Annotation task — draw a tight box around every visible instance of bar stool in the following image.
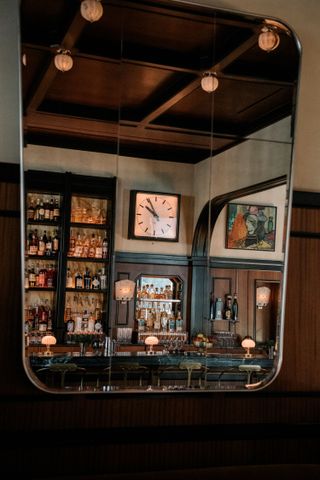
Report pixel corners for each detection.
[238,364,261,385]
[37,363,86,389]
[179,361,203,388]
[113,363,149,388]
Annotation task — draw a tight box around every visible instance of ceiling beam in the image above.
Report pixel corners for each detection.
[137,33,258,128]
[24,111,239,150]
[25,11,87,115]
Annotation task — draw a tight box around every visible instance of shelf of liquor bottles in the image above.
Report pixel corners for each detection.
[135,275,184,338]
[24,170,116,345]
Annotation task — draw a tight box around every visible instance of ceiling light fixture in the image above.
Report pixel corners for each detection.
[201,72,219,93]
[258,25,280,52]
[54,49,73,72]
[80,0,103,23]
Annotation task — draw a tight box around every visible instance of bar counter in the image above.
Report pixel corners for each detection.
[27,346,274,392]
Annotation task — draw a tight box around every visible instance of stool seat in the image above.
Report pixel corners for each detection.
[238,364,261,384]
[179,361,203,388]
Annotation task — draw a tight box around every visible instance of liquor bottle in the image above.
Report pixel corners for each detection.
[44,198,50,220]
[33,304,39,330]
[34,198,40,220]
[52,230,59,254]
[53,198,60,221]
[224,294,232,320]
[66,268,73,288]
[84,268,92,289]
[99,267,107,290]
[102,236,108,258]
[94,300,102,322]
[88,234,96,258]
[29,229,38,256]
[68,231,76,257]
[28,266,36,287]
[168,310,176,333]
[27,198,35,221]
[38,199,45,220]
[75,271,84,289]
[176,311,183,332]
[91,272,100,290]
[46,264,55,288]
[66,316,75,333]
[95,235,103,258]
[34,263,40,287]
[45,232,53,256]
[37,234,46,256]
[24,268,30,289]
[47,308,53,331]
[39,307,48,332]
[74,233,83,257]
[214,297,224,320]
[232,293,239,322]
[38,265,47,287]
[82,235,90,258]
[49,197,54,221]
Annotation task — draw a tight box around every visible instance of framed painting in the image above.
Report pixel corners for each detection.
[226,203,277,251]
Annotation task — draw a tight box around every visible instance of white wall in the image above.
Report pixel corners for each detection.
[187,0,320,192]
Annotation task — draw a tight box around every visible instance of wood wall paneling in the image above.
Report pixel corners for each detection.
[3,168,320,476]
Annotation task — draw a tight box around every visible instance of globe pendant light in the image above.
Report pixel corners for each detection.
[258,26,280,52]
[54,49,73,72]
[201,72,219,93]
[80,0,103,23]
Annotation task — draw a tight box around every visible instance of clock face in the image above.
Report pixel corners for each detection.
[129,191,180,241]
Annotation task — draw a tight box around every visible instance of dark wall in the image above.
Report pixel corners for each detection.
[1,167,320,478]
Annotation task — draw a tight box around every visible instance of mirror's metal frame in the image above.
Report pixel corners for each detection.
[19,0,302,395]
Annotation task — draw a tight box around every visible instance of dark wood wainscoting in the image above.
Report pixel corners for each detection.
[2,167,320,477]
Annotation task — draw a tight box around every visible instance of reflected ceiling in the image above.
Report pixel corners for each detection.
[20,0,299,163]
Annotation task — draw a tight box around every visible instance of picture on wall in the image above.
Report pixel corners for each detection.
[226,203,277,251]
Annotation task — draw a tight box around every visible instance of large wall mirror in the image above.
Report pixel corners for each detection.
[20,0,300,394]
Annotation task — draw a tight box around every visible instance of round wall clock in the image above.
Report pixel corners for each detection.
[128,190,181,241]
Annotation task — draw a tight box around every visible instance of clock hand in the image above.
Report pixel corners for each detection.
[145,205,159,220]
[146,198,159,217]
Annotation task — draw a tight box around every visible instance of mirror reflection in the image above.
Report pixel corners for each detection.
[21,0,300,393]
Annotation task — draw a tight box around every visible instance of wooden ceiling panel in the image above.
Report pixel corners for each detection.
[44,57,122,110]
[20,0,299,163]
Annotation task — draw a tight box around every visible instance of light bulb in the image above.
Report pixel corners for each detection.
[80,0,103,23]
[201,73,219,93]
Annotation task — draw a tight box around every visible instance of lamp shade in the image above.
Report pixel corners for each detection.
[115,279,135,302]
[54,50,73,72]
[144,336,159,347]
[256,286,271,309]
[41,334,57,355]
[80,0,103,23]
[258,27,280,52]
[201,72,219,93]
[241,336,255,350]
[145,335,159,354]
[241,335,256,358]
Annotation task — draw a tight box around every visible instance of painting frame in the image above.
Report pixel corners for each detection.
[226,203,277,252]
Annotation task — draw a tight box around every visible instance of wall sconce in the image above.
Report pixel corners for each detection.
[41,334,57,356]
[54,49,73,72]
[201,72,219,93]
[258,25,280,52]
[80,0,103,23]
[256,285,271,309]
[241,336,256,358]
[145,335,159,354]
[115,279,135,303]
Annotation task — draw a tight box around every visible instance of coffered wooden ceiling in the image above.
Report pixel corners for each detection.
[20,0,300,163]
